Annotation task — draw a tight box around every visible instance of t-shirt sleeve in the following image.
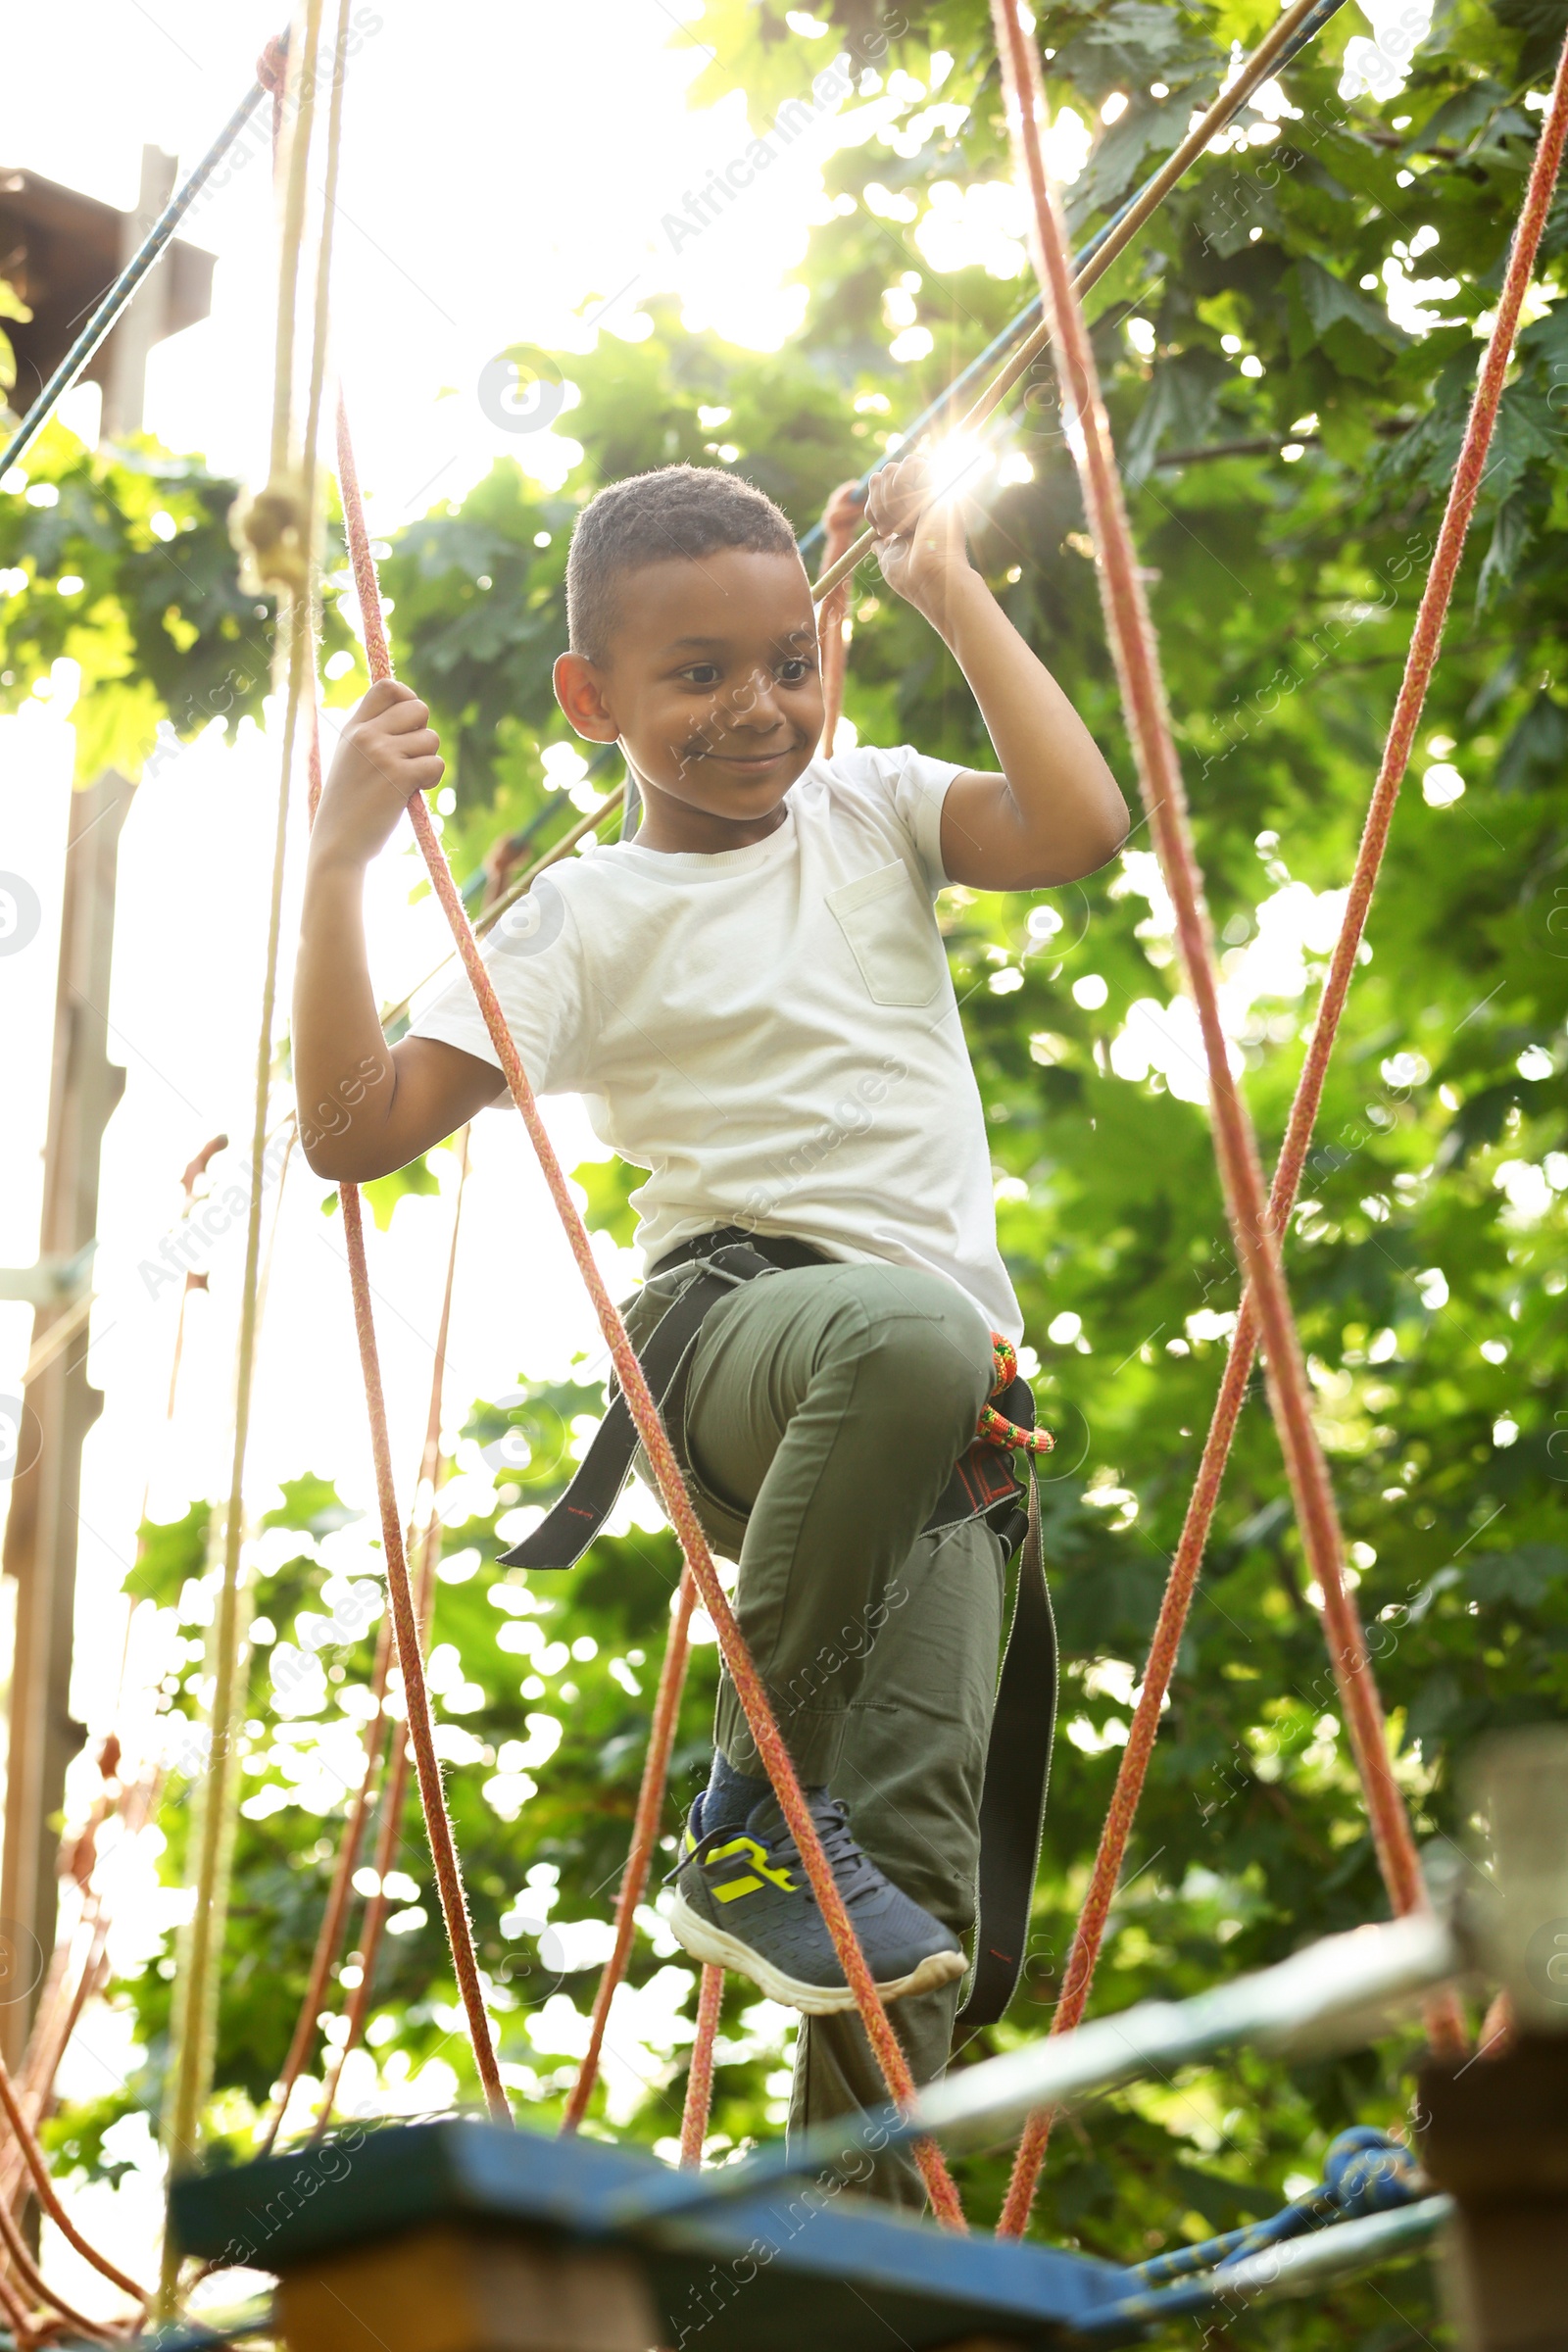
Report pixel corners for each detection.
[407,868,591,1095]
[841,744,965,896]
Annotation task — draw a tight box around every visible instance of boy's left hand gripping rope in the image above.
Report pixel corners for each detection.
[332,396,967,2225]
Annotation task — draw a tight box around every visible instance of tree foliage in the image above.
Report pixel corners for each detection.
[27,0,1568,2339]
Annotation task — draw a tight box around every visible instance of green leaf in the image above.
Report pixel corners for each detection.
[361,1152,442,1231]
[124,1502,211,1606]
[263,1474,362,1539]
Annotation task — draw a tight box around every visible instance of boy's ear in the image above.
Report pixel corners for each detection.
[554,652,619,744]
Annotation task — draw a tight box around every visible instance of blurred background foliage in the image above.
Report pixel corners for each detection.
[8,0,1567,2338]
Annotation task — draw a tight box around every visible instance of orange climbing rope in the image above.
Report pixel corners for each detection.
[992,0,1427,1938]
[814,483,861,755]
[979,0,1568,2237]
[680,1963,726,2167]
[561,1568,698,2133]
[262,1134,467,2149]
[332,397,966,2227]
[313,1468,444,2140]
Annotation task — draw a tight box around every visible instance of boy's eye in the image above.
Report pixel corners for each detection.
[777,658,814,684]
[680,663,721,686]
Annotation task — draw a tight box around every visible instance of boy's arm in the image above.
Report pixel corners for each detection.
[862,459,1130,890]
[294,679,501,1180]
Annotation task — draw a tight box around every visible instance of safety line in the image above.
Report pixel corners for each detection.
[312,1482,444,2139]
[680,1963,726,2167]
[563,1569,699,2132]
[334,1176,510,2120]
[813,0,1342,606]
[0,2053,146,2307]
[0,49,282,477]
[0,2171,122,2342]
[260,1116,466,2150]
[334,407,966,2227]
[258,1618,393,2154]
[797,0,1348,563]
[1011,19,1568,2204]
[159,23,331,2268]
[814,484,861,757]
[985,0,1473,2236]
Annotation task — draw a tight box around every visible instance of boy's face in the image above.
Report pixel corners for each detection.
[554,548,825,852]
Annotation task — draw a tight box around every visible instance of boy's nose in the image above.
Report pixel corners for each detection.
[733,670,787,729]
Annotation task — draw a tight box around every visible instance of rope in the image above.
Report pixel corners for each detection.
[259,1617,393,2152]
[812,0,1343,607]
[985,0,1478,2233]
[163,19,335,2302]
[1,1771,160,2230]
[311,1490,442,2139]
[0,2056,146,2307]
[0,55,278,476]
[0,2180,122,2342]
[377,788,622,1044]
[325,403,511,2124]
[260,1126,467,2149]
[795,0,1348,565]
[306,1132,469,2138]
[333,406,965,2229]
[679,1964,725,2167]
[814,485,861,756]
[335,1170,508,2119]
[562,1569,698,2132]
[981,1336,1054,1455]
[995,14,1568,2234]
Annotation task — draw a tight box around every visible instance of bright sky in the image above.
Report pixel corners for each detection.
[0,0,1446,2304]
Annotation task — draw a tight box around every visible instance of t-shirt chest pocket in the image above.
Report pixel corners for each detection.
[825,860,946,1008]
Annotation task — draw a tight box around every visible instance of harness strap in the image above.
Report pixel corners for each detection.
[497,1242,769,1571]
[957,1470,1055,2028]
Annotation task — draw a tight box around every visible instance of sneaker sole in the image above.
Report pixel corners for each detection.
[667,1890,965,2016]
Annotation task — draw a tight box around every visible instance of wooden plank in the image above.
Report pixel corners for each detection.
[277,2221,657,2352]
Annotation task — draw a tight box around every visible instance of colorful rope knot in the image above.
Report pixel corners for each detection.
[978,1332,1054,1454]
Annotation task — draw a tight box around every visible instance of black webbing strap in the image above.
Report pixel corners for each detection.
[497,1242,774,1571]
[956,1470,1056,2028]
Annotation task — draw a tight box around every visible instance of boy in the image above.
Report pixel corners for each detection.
[294,456,1126,2196]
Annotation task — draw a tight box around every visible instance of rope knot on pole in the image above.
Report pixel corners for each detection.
[230,472,317,598]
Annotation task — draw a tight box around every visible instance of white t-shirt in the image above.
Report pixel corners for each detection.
[412,745,1022,1340]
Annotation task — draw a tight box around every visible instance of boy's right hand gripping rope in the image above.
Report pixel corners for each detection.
[980,1334,1055,1455]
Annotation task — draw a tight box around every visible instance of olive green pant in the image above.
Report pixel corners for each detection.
[630,1257,1007,2206]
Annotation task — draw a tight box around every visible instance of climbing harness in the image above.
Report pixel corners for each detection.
[505,1235,1044,1574]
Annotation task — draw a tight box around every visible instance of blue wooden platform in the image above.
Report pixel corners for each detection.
[170,2117,1142,2349]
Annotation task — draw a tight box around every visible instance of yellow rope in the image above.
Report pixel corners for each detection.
[159,0,340,2311]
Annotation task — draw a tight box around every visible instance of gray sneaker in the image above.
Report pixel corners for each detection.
[668,1786,965,2015]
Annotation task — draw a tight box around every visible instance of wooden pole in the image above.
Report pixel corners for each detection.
[1,769,133,2071]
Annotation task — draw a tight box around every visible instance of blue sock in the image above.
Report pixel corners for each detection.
[702,1749,770,1831]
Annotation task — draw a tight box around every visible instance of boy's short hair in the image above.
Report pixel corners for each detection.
[566,464,799,664]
